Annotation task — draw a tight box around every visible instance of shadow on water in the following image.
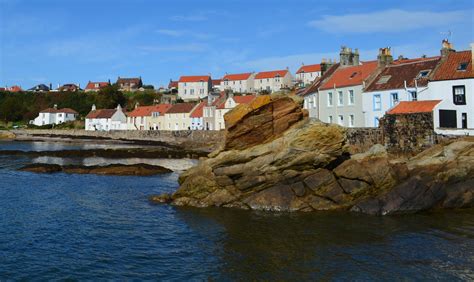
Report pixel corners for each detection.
[173,206,474,280]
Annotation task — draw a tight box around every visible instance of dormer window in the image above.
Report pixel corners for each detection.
[417,70,431,79]
[95,83,99,88]
[457,62,468,71]
[349,72,358,78]
[376,75,391,84]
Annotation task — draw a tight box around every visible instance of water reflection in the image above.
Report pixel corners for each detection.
[174,207,474,280]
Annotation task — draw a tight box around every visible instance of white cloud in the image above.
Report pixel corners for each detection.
[156,29,186,37]
[308,9,469,33]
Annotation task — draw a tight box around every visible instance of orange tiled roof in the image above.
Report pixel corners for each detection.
[179,75,210,83]
[128,104,172,117]
[320,61,378,90]
[190,101,206,118]
[85,81,109,90]
[85,109,120,119]
[296,64,321,74]
[432,50,474,81]
[387,100,441,115]
[223,73,252,81]
[168,80,178,88]
[255,70,288,79]
[40,107,78,114]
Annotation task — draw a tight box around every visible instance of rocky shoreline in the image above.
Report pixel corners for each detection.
[19,163,173,176]
[150,96,474,215]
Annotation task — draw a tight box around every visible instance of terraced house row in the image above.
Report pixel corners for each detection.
[302,40,474,135]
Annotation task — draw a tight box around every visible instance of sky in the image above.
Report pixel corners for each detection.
[0,0,473,89]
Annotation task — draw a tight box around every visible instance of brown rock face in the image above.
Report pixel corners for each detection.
[224,96,306,150]
[155,96,474,215]
[0,131,15,139]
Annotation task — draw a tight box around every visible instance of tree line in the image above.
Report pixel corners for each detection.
[0,85,162,123]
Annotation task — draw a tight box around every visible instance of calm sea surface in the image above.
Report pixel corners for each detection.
[0,140,473,280]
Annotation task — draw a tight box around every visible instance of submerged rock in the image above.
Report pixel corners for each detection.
[19,163,172,176]
[152,96,474,215]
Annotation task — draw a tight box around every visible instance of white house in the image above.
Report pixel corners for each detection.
[254,69,293,93]
[178,75,212,101]
[220,73,256,93]
[362,56,442,127]
[32,105,78,126]
[425,46,474,135]
[85,104,127,131]
[296,64,321,87]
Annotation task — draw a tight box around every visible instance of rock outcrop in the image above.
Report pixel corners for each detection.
[151,96,474,215]
[0,131,15,139]
[20,163,172,176]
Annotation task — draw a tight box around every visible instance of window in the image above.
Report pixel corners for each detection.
[313,96,317,109]
[374,117,379,127]
[200,89,204,94]
[328,92,333,106]
[184,89,187,95]
[417,70,431,79]
[190,89,194,95]
[349,115,354,127]
[439,110,457,128]
[328,116,333,123]
[348,90,354,105]
[350,72,358,78]
[338,91,343,106]
[410,91,417,101]
[457,62,468,71]
[338,115,344,126]
[373,94,381,111]
[453,85,466,105]
[390,92,399,107]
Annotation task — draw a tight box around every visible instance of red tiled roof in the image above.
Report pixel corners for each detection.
[387,100,441,115]
[116,77,141,84]
[365,57,441,92]
[223,73,252,81]
[255,70,289,79]
[179,76,210,83]
[166,103,196,114]
[190,101,206,118]
[40,107,78,114]
[296,64,321,74]
[9,85,22,92]
[85,109,121,119]
[168,80,178,88]
[85,81,109,90]
[432,50,474,81]
[320,61,378,90]
[301,63,340,96]
[128,104,172,117]
[212,79,222,86]
[233,95,255,104]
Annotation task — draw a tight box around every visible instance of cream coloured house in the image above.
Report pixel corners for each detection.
[178,75,212,101]
[203,93,256,130]
[220,72,255,93]
[254,69,293,93]
[127,104,172,130]
[164,103,197,130]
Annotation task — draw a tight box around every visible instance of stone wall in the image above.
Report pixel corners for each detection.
[380,113,437,153]
[12,129,224,151]
[345,127,383,153]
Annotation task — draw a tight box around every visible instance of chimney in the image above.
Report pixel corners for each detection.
[441,39,455,57]
[92,104,96,111]
[53,104,58,109]
[340,46,359,66]
[377,47,393,67]
[135,102,139,109]
[49,83,52,90]
[320,58,335,76]
[397,55,405,61]
[116,104,121,110]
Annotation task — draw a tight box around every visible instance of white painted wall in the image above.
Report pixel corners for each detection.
[220,74,256,93]
[85,110,127,131]
[254,72,293,93]
[33,111,77,126]
[296,71,320,86]
[178,81,211,101]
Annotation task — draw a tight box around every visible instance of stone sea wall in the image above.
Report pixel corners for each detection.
[12,129,224,151]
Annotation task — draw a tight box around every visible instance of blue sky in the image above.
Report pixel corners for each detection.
[1,0,473,89]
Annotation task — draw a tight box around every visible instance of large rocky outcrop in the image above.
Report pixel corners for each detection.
[0,131,15,139]
[151,96,474,215]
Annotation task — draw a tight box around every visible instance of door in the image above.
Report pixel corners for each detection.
[462,113,467,129]
[439,110,457,128]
